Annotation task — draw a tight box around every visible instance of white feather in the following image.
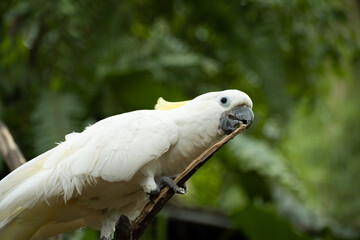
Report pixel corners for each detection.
[0,89,253,239]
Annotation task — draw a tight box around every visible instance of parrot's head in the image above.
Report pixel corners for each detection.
[155,89,254,135]
[192,90,254,135]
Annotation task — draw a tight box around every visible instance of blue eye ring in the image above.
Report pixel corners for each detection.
[219,96,230,106]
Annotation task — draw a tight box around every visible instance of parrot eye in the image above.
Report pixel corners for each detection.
[219,96,230,106]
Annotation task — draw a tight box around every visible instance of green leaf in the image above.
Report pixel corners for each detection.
[228,135,306,197]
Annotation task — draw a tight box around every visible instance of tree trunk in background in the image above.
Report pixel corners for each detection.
[0,121,26,171]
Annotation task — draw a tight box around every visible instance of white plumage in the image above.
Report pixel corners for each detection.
[0,90,253,239]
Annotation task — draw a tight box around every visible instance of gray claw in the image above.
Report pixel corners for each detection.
[181,183,188,194]
[155,176,188,195]
[177,188,186,194]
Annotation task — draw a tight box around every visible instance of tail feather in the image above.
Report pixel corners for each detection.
[0,170,52,222]
[0,207,24,231]
[0,208,49,240]
[0,151,51,199]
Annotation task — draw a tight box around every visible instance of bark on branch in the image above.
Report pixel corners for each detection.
[116,124,248,240]
[0,121,26,171]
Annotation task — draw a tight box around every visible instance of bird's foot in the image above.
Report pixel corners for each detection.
[148,176,187,202]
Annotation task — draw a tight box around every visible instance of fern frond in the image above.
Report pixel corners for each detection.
[31,91,84,155]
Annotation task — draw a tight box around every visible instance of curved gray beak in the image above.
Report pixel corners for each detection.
[220,105,254,134]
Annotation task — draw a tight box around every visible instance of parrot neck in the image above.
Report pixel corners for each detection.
[160,108,224,176]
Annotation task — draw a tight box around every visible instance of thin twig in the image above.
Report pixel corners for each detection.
[0,121,26,171]
[123,124,248,240]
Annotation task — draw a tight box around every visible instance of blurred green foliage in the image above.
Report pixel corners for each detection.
[1,0,360,239]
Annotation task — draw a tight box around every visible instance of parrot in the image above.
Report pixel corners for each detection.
[0,89,254,240]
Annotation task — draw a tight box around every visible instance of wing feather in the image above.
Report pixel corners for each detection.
[0,110,178,223]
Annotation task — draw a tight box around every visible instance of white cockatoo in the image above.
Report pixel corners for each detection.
[0,90,253,240]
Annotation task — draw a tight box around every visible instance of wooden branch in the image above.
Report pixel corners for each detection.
[117,124,248,240]
[0,121,26,171]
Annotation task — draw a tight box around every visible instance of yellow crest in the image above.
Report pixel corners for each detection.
[154,97,189,110]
